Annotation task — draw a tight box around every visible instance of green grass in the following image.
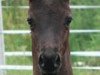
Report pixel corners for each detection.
[70,34,100,51]
[2,0,100,75]
[71,0,100,5]
[4,34,31,51]
[6,56,32,65]
[6,70,32,75]
[73,69,100,75]
[3,8,28,30]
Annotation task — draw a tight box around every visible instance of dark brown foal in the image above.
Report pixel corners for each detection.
[27,0,73,75]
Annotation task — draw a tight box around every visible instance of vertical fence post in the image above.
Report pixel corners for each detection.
[0,0,5,75]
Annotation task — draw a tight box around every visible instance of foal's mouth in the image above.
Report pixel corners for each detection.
[40,68,59,75]
[38,51,61,75]
[39,58,61,74]
[40,62,61,74]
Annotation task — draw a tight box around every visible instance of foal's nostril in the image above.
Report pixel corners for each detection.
[39,55,45,67]
[54,55,61,68]
[39,53,61,73]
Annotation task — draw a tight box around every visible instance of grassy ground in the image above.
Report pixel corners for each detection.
[1,0,100,75]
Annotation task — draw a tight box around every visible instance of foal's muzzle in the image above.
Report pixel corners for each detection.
[39,51,61,73]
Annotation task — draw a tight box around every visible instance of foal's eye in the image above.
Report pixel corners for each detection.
[27,18,36,29]
[27,18,34,25]
[64,17,72,27]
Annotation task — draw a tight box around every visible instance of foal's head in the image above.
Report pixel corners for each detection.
[27,0,72,74]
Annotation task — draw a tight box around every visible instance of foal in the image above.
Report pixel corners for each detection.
[27,0,73,75]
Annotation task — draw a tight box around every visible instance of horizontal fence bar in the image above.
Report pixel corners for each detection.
[73,66,100,70]
[0,65,100,70]
[0,30,100,34]
[0,30,30,34]
[4,51,100,57]
[0,65,32,70]
[5,51,31,56]
[71,51,100,57]
[2,5,100,9]
[70,5,100,9]
[71,30,100,33]
[2,6,29,9]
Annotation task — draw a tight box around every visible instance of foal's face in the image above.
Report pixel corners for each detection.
[28,0,72,74]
